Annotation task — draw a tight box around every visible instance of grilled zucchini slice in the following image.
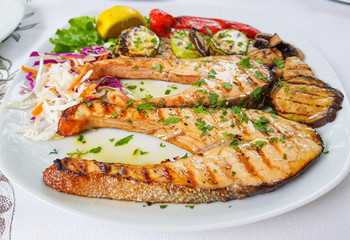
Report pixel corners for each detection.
[171,30,202,58]
[209,29,249,55]
[117,25,160,57]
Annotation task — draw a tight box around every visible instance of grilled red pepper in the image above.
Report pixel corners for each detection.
[149,9,260,38]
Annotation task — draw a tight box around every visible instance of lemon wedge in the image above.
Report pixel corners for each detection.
[96,6,146,40]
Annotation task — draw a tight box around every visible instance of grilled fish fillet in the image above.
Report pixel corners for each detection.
[83,55,272,109]
[43,100,323,203]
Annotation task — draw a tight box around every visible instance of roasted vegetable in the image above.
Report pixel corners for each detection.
[283,57,314,80]
[116,25,160,57]
[171,30,202,58]
[188,28,216,57]
[149,9,261,38]
[209,29,249,55]
[270,76,344,128]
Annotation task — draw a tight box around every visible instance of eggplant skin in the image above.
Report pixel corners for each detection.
[270,75,344,128]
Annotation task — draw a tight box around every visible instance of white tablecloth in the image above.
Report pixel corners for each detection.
[1,0,350,239]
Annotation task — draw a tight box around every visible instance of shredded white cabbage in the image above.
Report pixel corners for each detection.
[5,58,94,140]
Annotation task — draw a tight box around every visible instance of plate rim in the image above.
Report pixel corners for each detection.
[1,3,350,231]
[0,0,25,42]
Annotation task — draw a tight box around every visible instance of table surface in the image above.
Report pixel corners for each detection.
[0,0,350,239]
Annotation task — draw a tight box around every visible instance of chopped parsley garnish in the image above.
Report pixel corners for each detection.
[140,150,148,155]
[222,132,236,138]
[238,57,255,69]
[251,140,267,148]
[217,98,226,108]
[165,89,171,95]
[131,65,139,69]
[49,148,58,155]
[160,205,168,209]
[253,71,267,81]
[255,58,264,64]
[114,135,134,147]
[232,171,236,176]
[253,86,262,100]
[151,37,158,45]
[135,102,156,112]
[300,87,306,92]
[127,85,137,90]
[206,27,213,36]
[273,57,285,68]
[185,42,193,49]
[163,116,181,125]
[269,110,277,119]
[89,146,102,154]
[185,205,194,209]
[230,139,238,150]
[158,100,165,106]
[77,135,86,144]
[231,106,241,114]
[213,169,217,173]
[193,79,207,87]
[223,82,232,90]
[208,92,219,105]
[194,105,207,114]
[151,63,164,73]
[323,150,329,154]
[252,117,269,132]
[127,101,134,107]
[195,118,215,137]
[283,153,287,159]
[184,115,190,119]
[237,110,248,123]
[170,86,178,90]
[160,143,166,148]
[180,153,188,159]
[109,138,115,142]
[85,100,92,107]
[112,112,119,118]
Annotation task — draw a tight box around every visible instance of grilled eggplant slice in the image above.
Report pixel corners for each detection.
[209,29,249,55]
[248,47,284,68]
[283,57,314,80]
[189,28,217,57]
[116,25,160,57]
[171,30,202,58]
[270,76,344,128]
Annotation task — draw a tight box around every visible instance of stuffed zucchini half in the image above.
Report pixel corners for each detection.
[209,29,249,55]
[116,25,160,57]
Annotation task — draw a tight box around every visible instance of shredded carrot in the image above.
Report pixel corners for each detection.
[97,51,108,61]
[21,65,38,75]
[83,94,99,100]
[32,102,44,117]
[66,66,88,92]
[81,84,97,96]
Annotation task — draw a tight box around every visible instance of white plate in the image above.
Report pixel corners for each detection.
[0,0,24,42]
[1,4,350,231]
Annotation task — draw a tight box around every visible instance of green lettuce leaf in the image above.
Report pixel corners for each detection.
[49,16,105,53]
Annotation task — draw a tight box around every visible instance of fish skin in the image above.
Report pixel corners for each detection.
[84,55,272,109]
[44,100,323,203]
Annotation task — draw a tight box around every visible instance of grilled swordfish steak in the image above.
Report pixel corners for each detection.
[43,100,323,203]
[82,55,272,109]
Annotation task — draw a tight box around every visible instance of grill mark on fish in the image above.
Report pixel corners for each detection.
[142,167,151,182]
[235,148,261,180]
[47,100,324,203]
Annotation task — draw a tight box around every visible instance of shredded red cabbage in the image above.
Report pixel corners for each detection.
[32,59,61,66]
[81,46,112,57]
[30,51,86,58]
[95,76,123,92]
[44,52,86,57]
[25,72,35,89]
[29,51,40,57]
